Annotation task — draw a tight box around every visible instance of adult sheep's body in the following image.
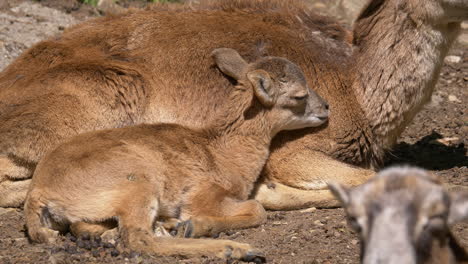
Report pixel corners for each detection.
[0,0,466,208]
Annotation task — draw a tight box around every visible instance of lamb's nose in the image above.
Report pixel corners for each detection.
[324,103,329,110]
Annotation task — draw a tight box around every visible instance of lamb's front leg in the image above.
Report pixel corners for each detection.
[169,185,267,238]
[255,151,375,210]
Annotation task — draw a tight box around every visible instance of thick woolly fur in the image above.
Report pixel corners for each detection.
[329,167,468,264]
[24,50,328,259]
[1,0,467,208]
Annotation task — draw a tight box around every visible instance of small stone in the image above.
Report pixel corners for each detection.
[430,137,461,146]
[110,249,120,257]
[76,240,85,248]
[272,221,288,225]
[93,236,102,244]
[84,241,92,250]
[444,55,461,64]
[300,207,317,213]
[129,251,140,258]
[103,242,114,248]
[0,208,16,216]
[448,95,461,103]
[313,220,324,226]
[461,21,468,29]
[457,33,468,46]
[351,239,359,245]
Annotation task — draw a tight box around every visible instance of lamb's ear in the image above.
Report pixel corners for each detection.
[247,69,275,107]
[211,48,248,81]
[448,191,468,225]
[328,182,351,207]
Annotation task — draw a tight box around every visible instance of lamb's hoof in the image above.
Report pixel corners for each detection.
[171,220,194,238]
[100,228,119,245]
[225,246,266,263]
[33,228,59,244]
[154,225,171,237]
[241,250,267,263]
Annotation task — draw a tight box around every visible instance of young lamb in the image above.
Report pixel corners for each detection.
[329,166,468,264]
[24,48,329,261]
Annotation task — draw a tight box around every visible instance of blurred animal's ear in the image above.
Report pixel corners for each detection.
[328,182,351,207]
[247,69,275,107]
[448,191,468,225]
[211,48,248,81]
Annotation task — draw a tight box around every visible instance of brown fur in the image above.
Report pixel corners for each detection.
[23,49,328,259]
[329,167,468,264]
[1,0,467,208]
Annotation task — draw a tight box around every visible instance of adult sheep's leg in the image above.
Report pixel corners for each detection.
[0,94,122,207]
[254,150,375,210]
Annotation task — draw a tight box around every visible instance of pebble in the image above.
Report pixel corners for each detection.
[444,55,461,64]
[110,249,120,257]
[272,221,288,225]
[462,21,468,30]
[448,95,461,103]
[351,239,359,245]
[0,208,16,216]
[313,220,324,226]
[300,207,317,213]
[430,137,461,146]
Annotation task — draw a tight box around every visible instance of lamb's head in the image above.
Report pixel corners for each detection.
[329,166,468,264]
[211,48,328,135]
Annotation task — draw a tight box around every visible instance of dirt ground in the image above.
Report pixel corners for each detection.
[0,0,466,263]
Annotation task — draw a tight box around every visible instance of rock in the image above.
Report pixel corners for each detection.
[459,33,468,46]
[97,0,126,15]
[313,220,324,226]
[462,21,468,30]
[272,221,288,226]
[429,137,461,146]
[444,55,462,64]
[0,208,16,216]
[0,2,76,71]
[340,0,367,25]
[351,239,359,245]
[304,0,367,25]
[448,95,461,103]
[300,207,317,213]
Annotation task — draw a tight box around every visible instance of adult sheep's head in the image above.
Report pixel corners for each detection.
[329,166,468,264]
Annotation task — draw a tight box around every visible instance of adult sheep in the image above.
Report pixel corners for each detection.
[0,0,467,208]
